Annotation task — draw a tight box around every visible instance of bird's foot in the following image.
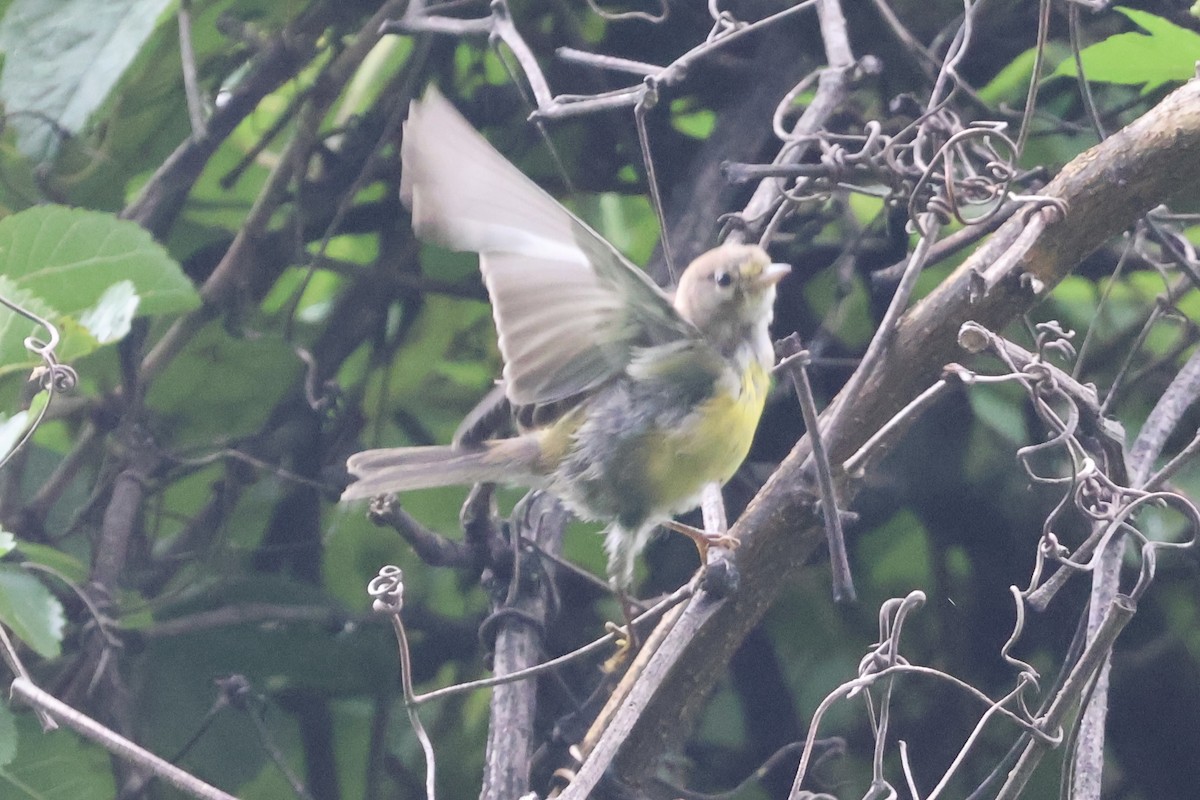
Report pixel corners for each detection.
[662,519,739,566]
[601,592,644,672]
[602,621,634,673]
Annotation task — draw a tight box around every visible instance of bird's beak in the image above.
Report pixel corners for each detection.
[759,262,791,287]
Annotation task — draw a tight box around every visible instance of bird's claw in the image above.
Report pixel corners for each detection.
[603,620,635,672]
[662,519,740,566]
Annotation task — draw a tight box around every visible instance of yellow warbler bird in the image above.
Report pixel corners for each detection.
[343,88,789,589]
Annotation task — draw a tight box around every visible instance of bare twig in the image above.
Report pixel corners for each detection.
[994,596,1137,800]
[368,496,474,568]
[0,625,56,731]
[412,583,693,707]
[370,566,438,800]
[9,677,237,800]
[1129,346,1200,487]
[776,334,855,602]
[177,0,206,135]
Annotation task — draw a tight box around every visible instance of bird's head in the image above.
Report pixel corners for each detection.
[673,244,790,347]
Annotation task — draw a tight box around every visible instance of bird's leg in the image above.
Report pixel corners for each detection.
[604,594,643,652]
[661,518,739,567]
[619,591,643,650]
[602,591,642,671]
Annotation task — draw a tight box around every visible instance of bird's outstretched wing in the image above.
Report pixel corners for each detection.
[401,87,694,406]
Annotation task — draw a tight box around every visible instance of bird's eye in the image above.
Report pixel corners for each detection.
[714,271,733,288]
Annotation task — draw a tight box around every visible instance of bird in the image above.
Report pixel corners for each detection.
[342,87,789,592]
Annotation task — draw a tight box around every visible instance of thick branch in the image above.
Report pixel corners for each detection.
[603,78,1200,789]
[480,494,568,800]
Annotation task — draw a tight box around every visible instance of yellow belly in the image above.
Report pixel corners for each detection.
[642,360,770,514]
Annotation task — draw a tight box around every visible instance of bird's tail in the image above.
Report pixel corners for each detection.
[341,438,542,501]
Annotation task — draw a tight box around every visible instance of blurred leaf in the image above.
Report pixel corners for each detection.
[847,192,886,228]
[979,43,1072,106]
[670,99,716,139]
[0,0,174,160]
[968,382,1029,446]
[0,390,46,464]
[979,47,1040,105]
[1047,274,1098,330]
[454,43,509,94]
[573,192,658,266]
[146,324,299,446]
[1050,7,1200,92]
[0,704,15,768]
[12,541,88,587]
[696,688,746,748]
[857,510,932,591]
[134,578,399,792]
[0,409,30,464]
[376,293,496,441]
[805,268,872,348]
[335,36,413,124]
[0,714,115,798]
[76,280,139,344]
[0,530,14,557]
[0,277,59,377]
[0,564,64,659]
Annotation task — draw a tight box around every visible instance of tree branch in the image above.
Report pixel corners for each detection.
[582,76,1200,795]
[480,493,568,800]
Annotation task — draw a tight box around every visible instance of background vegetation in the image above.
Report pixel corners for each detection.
[0,1,1198,798]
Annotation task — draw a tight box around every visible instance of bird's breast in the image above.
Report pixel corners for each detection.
[540,356,771,529]
[641,358,771,515]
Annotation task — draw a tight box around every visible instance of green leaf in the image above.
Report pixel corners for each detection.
[0,409,30,464]
[335,37,413,124]
[858,510,933,590]
[572,192,658,265]
[76,280,139,344]
[847,192,886,227]
[0,0,175,160]
[0,206,196,316]
[0,276,58,371]
[0,205,198,376]
[0,564,64,659]
[670,100,716,140]
[0,714,115,799]
[969,382,1030,446]
[0,392,45,463]
[146,324,300,446]
[1050,7,1200,92]
[979,47,1044,105]
[12,541,88,587]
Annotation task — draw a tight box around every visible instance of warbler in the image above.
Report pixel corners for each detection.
[342,88,790,589]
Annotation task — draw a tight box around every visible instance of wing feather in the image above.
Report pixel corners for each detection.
[402,88,692,405]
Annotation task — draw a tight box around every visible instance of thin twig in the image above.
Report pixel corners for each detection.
[994,596,1136,800]
[634,91,675,280]
[1143,429,1200,492]
[830,212,942,444]
[1129,346,1200,487]
[0,626,56,731]
[9,678,237,800]
[776,335,855,601]
[411,583,692,707]
[370,567,438,800]
[177,0,206,135]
